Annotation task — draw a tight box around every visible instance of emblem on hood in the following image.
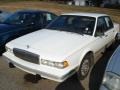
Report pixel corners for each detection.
[26,45,30,49]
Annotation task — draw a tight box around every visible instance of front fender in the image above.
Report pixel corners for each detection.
[78,48,94,67]
[66,48,94,71]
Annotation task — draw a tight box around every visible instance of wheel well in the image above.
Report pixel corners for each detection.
[84,51,94,65]
[86,51,93,56]
[77,51,94,80]
[79,51,94,65]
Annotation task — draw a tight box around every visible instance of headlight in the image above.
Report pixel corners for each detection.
[41,59,69,69]
[102,72,120,90]
[5,46,13,53]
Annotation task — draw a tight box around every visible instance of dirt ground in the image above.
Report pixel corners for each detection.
[0,43,119,90]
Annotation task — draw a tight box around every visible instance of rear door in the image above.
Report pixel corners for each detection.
[10,13,33,37]
[92,17,109,55]
[104,16,115,43]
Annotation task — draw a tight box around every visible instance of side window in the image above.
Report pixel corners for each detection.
[24,13,41,26]
[42,13,57,24]
[43,13,52,22]
[95,17,107,36]
[29,14,38,25]
[21,14,32,25]
[51,13,57,20]
[104,17,113,29]
[31,14,43,25]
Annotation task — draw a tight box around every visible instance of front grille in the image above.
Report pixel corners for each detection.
[13,48,39,64]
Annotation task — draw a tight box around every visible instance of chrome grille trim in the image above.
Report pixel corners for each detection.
[13,48,39,64]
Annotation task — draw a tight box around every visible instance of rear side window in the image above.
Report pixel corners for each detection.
[42,13,55,22]
[30,13,43,25]
[104,17,113,29]
[95,17,107,36]
[96,17,108,31]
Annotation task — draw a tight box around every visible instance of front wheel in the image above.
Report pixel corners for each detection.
[77,53,93,80]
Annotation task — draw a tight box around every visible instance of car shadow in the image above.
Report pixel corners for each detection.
[89,42,119,90]
[56,74,85,90]
[89,54,110,90]
[24,74,42,83]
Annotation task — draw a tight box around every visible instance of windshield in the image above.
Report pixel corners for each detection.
[3,12,32,25]
[0,12,11,23]
[46,15,96,35]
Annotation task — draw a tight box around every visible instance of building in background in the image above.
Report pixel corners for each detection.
[51,0,120,8]
[68,0,93,6]
[101,0,120,8]
[73,0,86,6]
[110,0,120,4]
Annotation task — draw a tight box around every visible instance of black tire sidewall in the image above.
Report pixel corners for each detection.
[78,54,93,80]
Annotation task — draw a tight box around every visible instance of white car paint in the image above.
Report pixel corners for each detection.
[3,13,120,82]
[6,29,93,61]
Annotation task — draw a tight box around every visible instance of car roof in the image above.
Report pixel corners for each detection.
[62,12,108,18]
[15,10,54,14]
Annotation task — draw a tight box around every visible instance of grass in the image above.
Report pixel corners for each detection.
[0,1,120,24]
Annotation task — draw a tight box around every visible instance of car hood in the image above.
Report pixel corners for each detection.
[0,23,18,33]
[7,29,93,61]
[106,46,120,75]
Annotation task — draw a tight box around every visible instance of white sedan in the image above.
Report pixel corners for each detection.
[3,12,120,82]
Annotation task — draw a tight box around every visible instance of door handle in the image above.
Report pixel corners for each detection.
[105,35,108,37]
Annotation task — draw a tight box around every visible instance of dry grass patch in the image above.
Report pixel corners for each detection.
[0,1,120,24]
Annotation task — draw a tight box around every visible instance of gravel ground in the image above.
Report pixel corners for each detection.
[0,42,119,90]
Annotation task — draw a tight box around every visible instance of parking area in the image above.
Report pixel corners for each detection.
[0,1,120,90]
[0,42,119,90]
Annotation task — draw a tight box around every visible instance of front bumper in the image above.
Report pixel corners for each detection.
[3,52,76,82]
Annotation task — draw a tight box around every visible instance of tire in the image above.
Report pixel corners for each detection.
[77,53,93,80]
[0,45,6,56]
[115,34,120,43]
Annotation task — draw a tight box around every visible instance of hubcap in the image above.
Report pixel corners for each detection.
[81,59,90,76]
